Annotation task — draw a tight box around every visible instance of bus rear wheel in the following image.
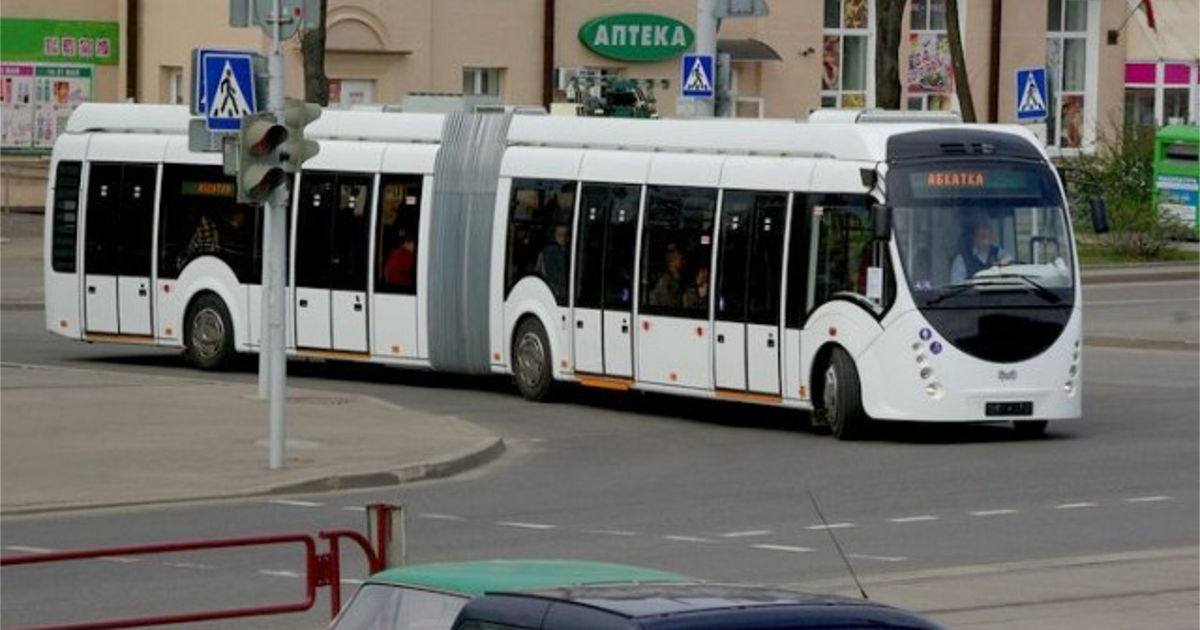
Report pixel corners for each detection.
[184,294,234,370]
[513,318,554,402]
[820,348,871,440]
[1012,420,1048,439]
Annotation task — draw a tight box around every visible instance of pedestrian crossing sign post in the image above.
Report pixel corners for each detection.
[195,49,259,132]
[681,53,715,99]
[1015,67,1048,122]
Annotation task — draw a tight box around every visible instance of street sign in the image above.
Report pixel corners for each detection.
[1016,67,1048,122]
[230,0,321,39]
[681,54,715,99]
[195,49,258,132]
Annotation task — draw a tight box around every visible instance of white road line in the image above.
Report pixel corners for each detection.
[99,556,142,564]
[163,562,216,570]
[720,530,773,538]
[5,546,56,554]
[888,515,939,523]
[751,544,815,553]
[269,499,325,508]
[341,578,365,585]
[1125,495,1173,503]
[497,521,557,530]
[260,570,303,579]
[1055,502,1098,510]
[805,523,856,531]
[970,509,1019,516]
[580,529,639,537]
[420,513,466,521]
[342,506,367,513]
[664,535,714,543]
[848,554,908,562]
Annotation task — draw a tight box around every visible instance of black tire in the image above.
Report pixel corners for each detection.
[512,318,555,401]
[184,294,235,370]
[819,348,871,440]
[1012,420,1049,439]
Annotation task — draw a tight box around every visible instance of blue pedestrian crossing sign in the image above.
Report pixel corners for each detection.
[1015,67,1048,122]
[681,54,715,99]
[196,49,258,132]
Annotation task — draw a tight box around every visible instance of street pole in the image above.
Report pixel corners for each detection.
[266,0,289,470]
[694,0,718,118]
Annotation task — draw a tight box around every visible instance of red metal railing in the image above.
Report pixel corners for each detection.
[0,505,398,630]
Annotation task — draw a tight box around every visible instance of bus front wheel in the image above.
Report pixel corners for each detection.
[820,348,871,440]
[184,294,234,370]
[513,318,555,402]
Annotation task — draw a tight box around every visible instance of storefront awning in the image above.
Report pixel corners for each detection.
[717,38,782,62]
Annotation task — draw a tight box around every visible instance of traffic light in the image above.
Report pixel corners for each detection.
[279,98,321,173]
[237,111,287,203]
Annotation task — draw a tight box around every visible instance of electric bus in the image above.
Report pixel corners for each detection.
[45,104,1096,439]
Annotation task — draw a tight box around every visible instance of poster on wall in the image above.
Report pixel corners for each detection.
[1,64,91,150]
[907,33,953,96]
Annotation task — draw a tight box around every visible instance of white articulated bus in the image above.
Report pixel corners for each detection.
[45,104,1095,439]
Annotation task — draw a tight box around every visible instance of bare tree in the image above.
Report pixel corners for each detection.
[874,0,908,110]
[298,0,329,106]
[945,0,976,121]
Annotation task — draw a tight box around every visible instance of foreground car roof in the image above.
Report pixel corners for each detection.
[366,559,690,596]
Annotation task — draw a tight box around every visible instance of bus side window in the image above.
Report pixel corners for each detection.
[376,174,423,295]
[639,185,717,317]
[50,161,83,274]
[504,178,575,306]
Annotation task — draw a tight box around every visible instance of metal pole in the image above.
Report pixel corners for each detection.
[257,190,271,399]
[267,0,289,470]
[694,0,718,118]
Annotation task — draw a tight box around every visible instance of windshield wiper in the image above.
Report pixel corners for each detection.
[925,273,1063,306]
[925,282,977,306]
[982,272,1062,304]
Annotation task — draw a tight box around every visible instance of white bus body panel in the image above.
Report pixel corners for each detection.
[713,321,746,390]
[636,153,723,390]
[332,292,368,352]
[117,277,153,335]
[45,134,91,340]
[746,325,780,394]
[85,277,119,333]
[573,150,651,379]
[295,288,332,349]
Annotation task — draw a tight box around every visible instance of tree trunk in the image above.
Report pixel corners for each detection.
[945,0,976,122]
[874,0,907,110]
[300,0,329,106]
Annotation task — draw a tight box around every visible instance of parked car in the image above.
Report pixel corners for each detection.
[449,581,948,630]
[328,559,690,630]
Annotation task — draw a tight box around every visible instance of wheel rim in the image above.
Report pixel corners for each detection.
[516,331,546,390]
[823,364,842,433]
[190,307,226,362]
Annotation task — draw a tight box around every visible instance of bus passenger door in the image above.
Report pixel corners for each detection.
[372,174,422,359]
[714,191,786,395]
[573,183,640,378]
[294,172,373,353]
[83,163,156,337]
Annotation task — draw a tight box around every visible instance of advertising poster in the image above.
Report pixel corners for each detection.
[908,33,953,95]
[0,64,91,150]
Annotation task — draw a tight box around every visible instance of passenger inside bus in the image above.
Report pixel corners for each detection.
[535,223,570,302]
[648,246,685,308]
[384,231,417,289]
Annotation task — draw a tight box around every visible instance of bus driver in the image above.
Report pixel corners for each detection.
[950,221,1011,283]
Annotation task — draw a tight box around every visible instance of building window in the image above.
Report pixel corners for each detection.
[1046,0,1092,151]
[1124,62,1199,128]
[463,67,502,97]
[328,79,375,108]
[822,0,872,108]
[161,66,184,105]
[906,0,954,112]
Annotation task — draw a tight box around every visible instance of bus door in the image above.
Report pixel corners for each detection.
[372,174,423,359]
[83,163,157,337]
[573,183,641,377]
[713,191,787,395]
[294,172,373,353]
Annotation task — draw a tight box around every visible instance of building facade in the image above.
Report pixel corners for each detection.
[2,0,1197,206]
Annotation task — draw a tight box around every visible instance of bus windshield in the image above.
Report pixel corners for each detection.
[888,161,1074,308]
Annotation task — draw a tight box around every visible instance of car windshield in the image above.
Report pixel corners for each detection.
[330,584,468,630]
[888,161,1074,308]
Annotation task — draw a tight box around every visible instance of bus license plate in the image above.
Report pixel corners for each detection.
[986,401,1033,417]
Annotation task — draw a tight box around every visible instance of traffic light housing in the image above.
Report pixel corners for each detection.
[279,98,321,173]
[237,111,287,203]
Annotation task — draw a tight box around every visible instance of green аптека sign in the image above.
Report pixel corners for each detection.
[0,18,120,65]
[580,13,694,62]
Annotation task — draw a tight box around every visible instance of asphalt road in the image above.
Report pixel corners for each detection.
[2,273,1197,630]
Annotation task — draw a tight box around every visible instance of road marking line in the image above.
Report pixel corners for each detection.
[888,515,939,523]
[497,521,557,530]
[848,554,908,562]
[342,506,367,513]
[970,509,1019,516]
[260,570,303,579]
[581,529,639,537]
[752,544,815,553]
[664,535,714,543]
[721,530,773,538]
[99,556,141,564]
[1055,502,1098,509]
[420,513,466,521]
[341,578,365,585]
[269,499,324,508]
[163,562,216,570]
[805,523,856,530]
[5,546,56,554]
[1125,495,1173,503]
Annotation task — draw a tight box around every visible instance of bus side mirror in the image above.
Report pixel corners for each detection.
[872,204,892,240]
[1089,197,1110,234]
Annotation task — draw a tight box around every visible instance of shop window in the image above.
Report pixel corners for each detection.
[821,0,871,108]
[907,0,954,112]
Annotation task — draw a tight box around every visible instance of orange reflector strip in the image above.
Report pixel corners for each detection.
[576,375,634,391]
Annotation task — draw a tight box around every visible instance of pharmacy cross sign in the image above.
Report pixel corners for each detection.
[196,49,258,131]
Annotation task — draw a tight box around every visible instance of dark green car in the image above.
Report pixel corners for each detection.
[328,559,690,630]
